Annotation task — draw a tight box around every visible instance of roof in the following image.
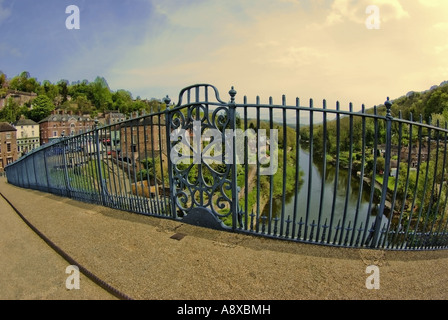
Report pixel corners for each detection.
[121,117,166,128]
[0,122,17,132]
[39,114,93,124]
[13,118,38,127]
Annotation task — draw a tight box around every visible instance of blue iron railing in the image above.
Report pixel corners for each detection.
[6,84,448,250]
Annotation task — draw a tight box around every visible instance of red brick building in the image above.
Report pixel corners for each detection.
[39,111,95,145]
[119,117,167,162]
[0,122,18,173]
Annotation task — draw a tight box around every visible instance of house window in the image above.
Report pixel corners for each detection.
[6,133,11,139]
[53,131,58,137]
[6,157,13,165]
[7,143,11,152]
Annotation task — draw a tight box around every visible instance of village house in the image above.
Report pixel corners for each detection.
[96,111,127,127]
[38,110,94,145]
[104,111,126,125]
[119,117,167,163]
[13,117,40,158]
[0,122,18,173]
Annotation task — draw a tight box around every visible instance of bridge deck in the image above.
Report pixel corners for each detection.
[1,176,447,300]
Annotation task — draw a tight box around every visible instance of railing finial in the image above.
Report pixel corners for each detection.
[229,86,237,103]
[385,97,393,119]
[163,95,171,109]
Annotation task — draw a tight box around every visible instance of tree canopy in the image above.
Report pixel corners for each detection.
[0,71,166,120]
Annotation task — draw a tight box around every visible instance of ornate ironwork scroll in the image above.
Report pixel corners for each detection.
[167,84,236,225]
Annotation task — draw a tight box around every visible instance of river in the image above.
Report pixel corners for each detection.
[260,147,390,242]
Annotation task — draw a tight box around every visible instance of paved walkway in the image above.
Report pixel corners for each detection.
[1,176,448,300]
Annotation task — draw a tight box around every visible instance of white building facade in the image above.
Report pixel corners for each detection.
[13,118,40,157]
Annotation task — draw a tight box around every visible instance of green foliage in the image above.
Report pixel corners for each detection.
[1,72,167,121]
[27,95,55,122]
[0,97,27,122]
[9,71,40,93]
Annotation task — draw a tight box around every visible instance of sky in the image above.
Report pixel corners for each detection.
[1,0,448,112]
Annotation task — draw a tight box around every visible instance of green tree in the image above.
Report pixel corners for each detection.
[112,89,133,114]
[0,72,6,88]
[90,76,113,112]
[425,90,448,121]
[9,71,40,93]
[27,95,55,122]
[0,98,21,122]
[57,80,69,105]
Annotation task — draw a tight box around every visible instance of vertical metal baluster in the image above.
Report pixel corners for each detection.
[305,98,313,241]
[355,223,363,247]
[268,97,274,235]
[340,102,354,245]
[31,151,38,191]
[383,112,403,249]
[309,220,316,242]
[351,105,366,246]
[164,96,176,219]
[244,95,249,231]
[108,124,118,207]
[229,86,238,231]
[152,115,162,215]
[102,127,112,206]
[43,144,50,193]
[87,131,98,203]
[403,117,424,249]
[396,115,413,249]
[143,116,154,215]
[316,100,327,243]
[432,123,448,247]
[344,221,352,246]
[321,218,328,243]
[411,124,432,249]
[328,101,340,244]
[422,124,441,248]
[292,97,300,239]
[371,98,393,248]
[280,95,287,237]
[333,220,341,244]
[123,120,133,211]
[363,107,378,246]
[256,96,261,233]
[297,217,304,240]
[160,97,170,216]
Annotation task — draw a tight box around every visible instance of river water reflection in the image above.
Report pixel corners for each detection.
[261,147,390,241]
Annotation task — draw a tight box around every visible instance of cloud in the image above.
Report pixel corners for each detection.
[419,0,444,7]
[0,0,12,24]
[321,0,409,27]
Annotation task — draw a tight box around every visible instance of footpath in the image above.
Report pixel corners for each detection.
[0,176,448,300]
